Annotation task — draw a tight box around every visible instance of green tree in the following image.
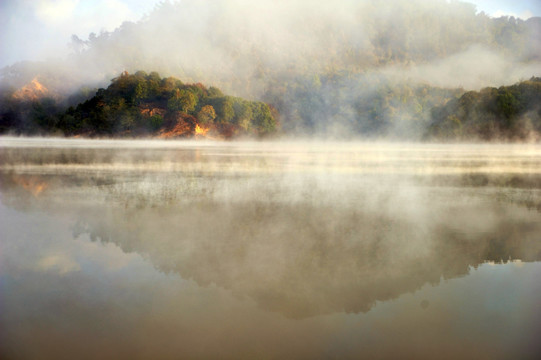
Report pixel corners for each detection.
[119,113,135,131]
[233,100,253,130]
[208,86,224,97]
[197,105,216,125]
[149,114,164,131]
[251,102,276,135]
[497,89,519,120]
[31,98,59,131]
[206,97,234,124]
[167,89,197,113]
[162,77,183,93]
[134,81,148,104]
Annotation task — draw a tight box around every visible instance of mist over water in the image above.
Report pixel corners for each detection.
[1,138,541,359]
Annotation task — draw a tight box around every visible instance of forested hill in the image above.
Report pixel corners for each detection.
[2,74,541,141]
[0,71,278,138]
[1,1,540,140]
[425,77,541,141]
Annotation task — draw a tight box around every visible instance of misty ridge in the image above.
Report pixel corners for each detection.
[1,0,541,139]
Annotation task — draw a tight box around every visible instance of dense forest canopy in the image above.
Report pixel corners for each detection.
[0,0,540,139]
[0,72,278,138]
[4,74,541,141]
[426,77,541,141]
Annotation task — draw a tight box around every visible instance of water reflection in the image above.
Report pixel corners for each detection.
[1,139,541,359]
[2,142,541,318]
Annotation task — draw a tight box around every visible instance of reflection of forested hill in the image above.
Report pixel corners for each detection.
[72,200,541,318]
[2,168,541,318]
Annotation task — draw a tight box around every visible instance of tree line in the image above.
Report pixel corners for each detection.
[0,71,278,138]
[426,77,541,141]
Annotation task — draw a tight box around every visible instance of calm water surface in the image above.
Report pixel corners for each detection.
[1,137,541,359]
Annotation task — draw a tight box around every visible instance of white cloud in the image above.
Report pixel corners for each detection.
[0,0,158,67]
[70,0,139,35]
[33,0,140,38]
[35,0,80,24]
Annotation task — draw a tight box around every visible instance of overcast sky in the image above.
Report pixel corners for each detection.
[1,0,540,68]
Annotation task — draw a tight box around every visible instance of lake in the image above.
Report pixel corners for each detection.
[1,137,540,359]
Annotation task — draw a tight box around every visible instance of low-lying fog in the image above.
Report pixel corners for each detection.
[1,138,541,359]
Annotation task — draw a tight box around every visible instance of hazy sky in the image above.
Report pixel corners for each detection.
[0,0,540,68]
[0,0,156,67]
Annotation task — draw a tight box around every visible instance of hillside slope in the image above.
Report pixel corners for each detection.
[0,71,279,138]
[426,77,541,141]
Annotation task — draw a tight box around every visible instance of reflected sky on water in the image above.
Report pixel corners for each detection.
[1,138,541,359]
